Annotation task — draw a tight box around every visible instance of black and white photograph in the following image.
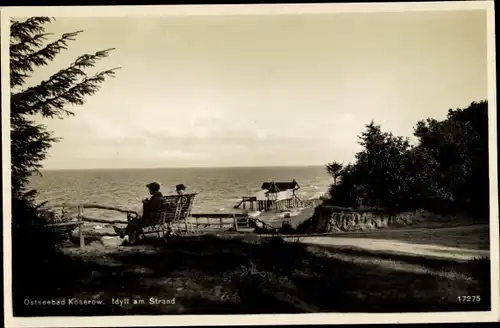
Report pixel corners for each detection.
[2,2,499,326]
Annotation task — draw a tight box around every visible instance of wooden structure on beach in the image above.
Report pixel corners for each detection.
[235,179,303,211]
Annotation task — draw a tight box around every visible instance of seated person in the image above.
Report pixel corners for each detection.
[176,183,187,195]
[114,182,163,242]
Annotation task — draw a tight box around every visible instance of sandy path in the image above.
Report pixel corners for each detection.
[282,225,490,261]
[262,207,316,228]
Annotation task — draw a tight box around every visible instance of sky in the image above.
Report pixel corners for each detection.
[19,9,488,170]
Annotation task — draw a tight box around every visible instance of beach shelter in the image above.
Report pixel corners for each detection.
[255,179,301,211]
[265,180,281,210]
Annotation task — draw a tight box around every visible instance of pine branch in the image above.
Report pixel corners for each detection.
[9,17,121,201]
[10,17,53,88]
[11,116,59,193]
[10,17,53,42]
[10,32,53,60]
[12,49,117,118]
[10,29,83,88]
[18,66,120,120]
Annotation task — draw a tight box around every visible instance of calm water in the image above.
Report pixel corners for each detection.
[29,166,332,221]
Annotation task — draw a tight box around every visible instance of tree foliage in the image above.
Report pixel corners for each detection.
[10,17,119,308]
[325,161,343,186]
[326,101,489,218]
[10,17,119,226]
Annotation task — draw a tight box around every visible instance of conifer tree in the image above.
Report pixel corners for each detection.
[10,17,119,227]
[10,18,120,311]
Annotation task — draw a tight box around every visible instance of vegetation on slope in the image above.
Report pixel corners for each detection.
[325,101,489,220]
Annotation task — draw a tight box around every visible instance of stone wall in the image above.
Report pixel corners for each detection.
[297,205,415,234]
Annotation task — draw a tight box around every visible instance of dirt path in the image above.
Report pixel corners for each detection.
[76,217,490,263]
[263,207,316,228]
[282,224,490,261]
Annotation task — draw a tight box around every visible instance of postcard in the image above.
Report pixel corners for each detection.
[2,2,498,327]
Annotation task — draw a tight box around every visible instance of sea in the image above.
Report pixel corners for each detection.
[29,166,332,221]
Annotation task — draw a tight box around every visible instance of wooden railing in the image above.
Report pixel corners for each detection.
[44,204,86,248]
[40,203,255,245]
[41,201,337,245]
[190,213,252,231]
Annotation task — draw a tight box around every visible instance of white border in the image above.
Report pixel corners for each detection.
[2,2,499,327]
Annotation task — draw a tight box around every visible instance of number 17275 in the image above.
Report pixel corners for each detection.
[458,295,481,302]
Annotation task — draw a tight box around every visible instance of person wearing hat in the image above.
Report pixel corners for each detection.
[143,182,164,216]
[176,184,187,195]
[114,182,164,243]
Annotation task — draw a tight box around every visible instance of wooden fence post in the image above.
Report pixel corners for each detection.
[233,214,239,232]
[78,205,85,249]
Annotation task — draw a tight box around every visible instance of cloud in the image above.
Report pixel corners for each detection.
[191,114,271,141]
[48,101,349,169]
[75,143,210,161]
[67,99,283,155]
[73,111,129,142]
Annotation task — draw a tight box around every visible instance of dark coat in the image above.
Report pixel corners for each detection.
[142,191,163,224]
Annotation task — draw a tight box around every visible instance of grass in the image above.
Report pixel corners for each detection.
[12,233,491,316]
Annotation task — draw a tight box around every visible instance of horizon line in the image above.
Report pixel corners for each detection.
[39,164,328,172]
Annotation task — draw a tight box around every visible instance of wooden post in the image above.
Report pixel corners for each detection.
[78,205,85,249]
[195,216,199,228]
[233,214,239,232]
[79,222,84,249]
[220,217,223,229]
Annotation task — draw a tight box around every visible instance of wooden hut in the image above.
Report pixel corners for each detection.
[256,179,301,211]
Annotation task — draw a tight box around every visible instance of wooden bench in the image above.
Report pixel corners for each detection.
[129,193,197,243]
